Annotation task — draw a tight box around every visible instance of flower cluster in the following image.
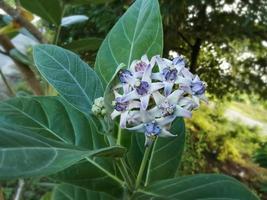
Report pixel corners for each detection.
[111,55,207,146]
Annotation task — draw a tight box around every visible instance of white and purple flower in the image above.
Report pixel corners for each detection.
[106,54,207,146]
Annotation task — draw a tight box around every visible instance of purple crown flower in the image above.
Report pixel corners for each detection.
[110,54,207,146]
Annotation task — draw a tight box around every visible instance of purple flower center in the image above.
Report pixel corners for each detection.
[144,122,161,137]
[119,69,133,84]
[135,81,150,95]
[162,68,178,82]
[191,81,205,95]
[173,56,185,66]
[135,61,147,72]
[114,97,128,112]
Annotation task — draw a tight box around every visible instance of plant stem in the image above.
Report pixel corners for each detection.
[117,127,122,145]
[86,158,124,186]
[117,159,134,190]
[135,144,152,189]
[0,69,15,96]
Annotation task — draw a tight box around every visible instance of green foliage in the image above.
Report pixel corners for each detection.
[62,37,103,53]
[133,174,258,200]
[20,0,63,25]
[33,45,104,115]
[95,0,163,86]
[181,102,264,175]
[52,184,115,200]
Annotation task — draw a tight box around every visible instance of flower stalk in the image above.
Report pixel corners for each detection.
[135,144,153,189]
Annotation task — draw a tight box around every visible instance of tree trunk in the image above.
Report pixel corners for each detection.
[190,38,201,74]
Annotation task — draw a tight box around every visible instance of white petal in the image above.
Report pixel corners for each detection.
[155,56,169,71]
[152,91,165,105]
[156,115,176,126]
[167,89,184,104]
[111,110,121,120]
[121,90,139,102]
[126,124,144,132]
[150,82,164,92]
[142,63,153,83]
[129,60,138,71]
[119,111,129,128]
[151,72,162,81]
[140,94,150,110]
[175,106,192,118]
[182,68,194,79]
[159,128,177,138]
[164,82,174,96]
[128,101,141,109]
[141,54,150,64]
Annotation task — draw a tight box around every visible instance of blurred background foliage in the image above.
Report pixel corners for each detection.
[0,0,267,199]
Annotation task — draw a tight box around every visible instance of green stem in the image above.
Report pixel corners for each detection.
[86,158,124,186]
[53,5,66,45]
[135,144,152,189]
[117,159,134,190]
[117,126,122,145]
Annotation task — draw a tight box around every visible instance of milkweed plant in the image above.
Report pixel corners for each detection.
[0,0,259,199]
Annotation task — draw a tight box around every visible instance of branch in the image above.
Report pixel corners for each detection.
[0,34,43,95]
[0,49,8,56]
[0,1,46,43]
[0,69,15,96]
[13,179,25,200]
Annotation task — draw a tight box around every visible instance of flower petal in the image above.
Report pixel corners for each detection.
[156,115,176,126]
[159,128,176,138]
[140,94,150,110]
[121,90,139,102]
[111,110,121,119]
[141,54,150,64]
[120,111,129,128]
[151,82,164,92]
[142,63,153,83]
[167,89,184,104]
[164,82,174,96]
[175,105,192,118]
[152,91,165,105]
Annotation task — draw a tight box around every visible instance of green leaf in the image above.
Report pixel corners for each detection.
[33,45,104,115]
[52,159,123,197]
[0,126,120,180]
[20,0,63,25]
[0,96,124,195]
[52,184,116,200]
[62,37,103,53]
[145,118,186,184]
[95,0,163,86]
[0,96,106,149]
[133,174,259,200]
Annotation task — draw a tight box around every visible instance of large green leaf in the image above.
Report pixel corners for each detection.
[0,127,122,179]
[62,37,103,53]
[127,118,185,183]
[20,0,63,25]
[33,45,104,115]
[133,174,259,200]
[52,184,115,200]
[95,0,163,86]
[0,97,106,149]
[53,159,123,197]
[145,118,185,184]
